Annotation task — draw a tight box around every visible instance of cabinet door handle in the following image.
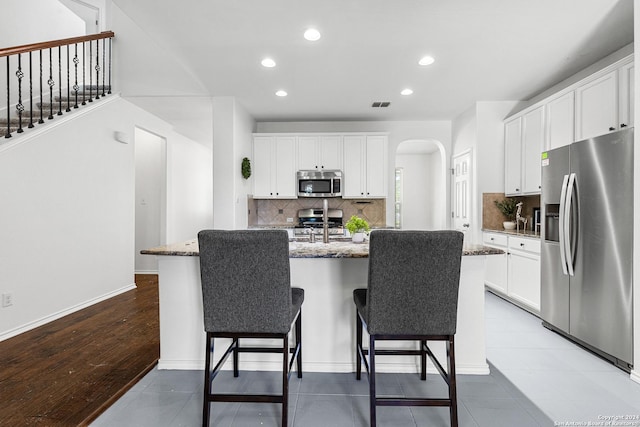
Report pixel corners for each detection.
[520,243,525,247]
[621,123,628,128]
[515,188,520,192]
[609,126,616,131]
[463,223,470,228]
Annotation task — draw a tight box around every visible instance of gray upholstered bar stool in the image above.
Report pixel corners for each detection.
[353,230,464,427]
[198,230,304,427]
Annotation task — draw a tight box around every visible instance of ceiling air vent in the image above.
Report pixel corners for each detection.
[371,101,391,108]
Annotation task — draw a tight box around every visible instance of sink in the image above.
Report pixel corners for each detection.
[290,236,352,243]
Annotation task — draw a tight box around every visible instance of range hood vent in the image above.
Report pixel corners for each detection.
[371,101,391,108]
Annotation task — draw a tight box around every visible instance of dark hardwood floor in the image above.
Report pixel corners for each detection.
[0,274,159,426]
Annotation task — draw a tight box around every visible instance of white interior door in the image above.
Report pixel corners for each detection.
[452,150,472,242]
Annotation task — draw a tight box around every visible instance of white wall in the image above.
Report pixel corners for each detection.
[256,120,452,227]
[212,97,255,229]
[452,101,519,243]
[3,0,84,46]
[165,130,213,242]
[0,96,213,340]
[134,129,165,273]
[396,153,433,230]
[110,1,207,97]
[428,149,444,229]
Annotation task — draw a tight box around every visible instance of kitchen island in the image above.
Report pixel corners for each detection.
[142,238,502,375]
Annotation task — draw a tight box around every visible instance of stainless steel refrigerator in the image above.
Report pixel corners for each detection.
[541,127,634,371]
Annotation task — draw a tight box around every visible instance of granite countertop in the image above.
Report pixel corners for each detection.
[141,239,503,258]
[482,228,541,239]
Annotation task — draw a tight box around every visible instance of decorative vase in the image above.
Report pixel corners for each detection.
[503,221,516,230]
[352,232,365,243]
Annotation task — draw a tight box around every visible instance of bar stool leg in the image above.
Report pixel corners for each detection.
[369,334,376,427]
[448,337,458,427]
[356,312,362,380]
[420,339,427,380]
[280,334,288,427]
[202,333,213,427]
[296,311,302,378]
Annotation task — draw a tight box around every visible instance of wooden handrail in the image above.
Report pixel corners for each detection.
[0,31,115,58]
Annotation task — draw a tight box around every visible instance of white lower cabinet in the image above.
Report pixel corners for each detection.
[483,232,541,314]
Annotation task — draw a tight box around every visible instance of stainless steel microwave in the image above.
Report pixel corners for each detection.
[297,170,342,198]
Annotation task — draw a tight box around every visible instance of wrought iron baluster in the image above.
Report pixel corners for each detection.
[95,39,100,100]
[28,52,34,128]
[88,40,93,102]
[38,49,44,124]
[65,45,70,112]
[16,53,24,133]
[57,46,62,115]
[48,48,54,120]
[73,43,79,108]
[5,56,11,138]
[82,42,86,105]
[108,37,112,94]
[101,38,106,97]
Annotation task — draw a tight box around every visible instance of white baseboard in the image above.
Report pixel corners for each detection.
[0,282,136,342]
[134,269,159,275]
[631,369,640,385]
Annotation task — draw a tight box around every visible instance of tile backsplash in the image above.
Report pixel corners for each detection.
[483,193,540,231]
[248,198,386,228]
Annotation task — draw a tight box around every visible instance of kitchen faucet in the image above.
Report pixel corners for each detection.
[515,202,528,233]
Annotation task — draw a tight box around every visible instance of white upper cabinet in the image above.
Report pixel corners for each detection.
[343,135,387,198]
[505,54,633,194]
[545,91,575,150]
[253,132,386,199]
[505,107,543,196]
[252,136,297,199]
[522,106,543,194]
[619,61,634,130]
[504,117,522,196]
[364,135,387,197]
[575,70,618,141]
[297,135,342,170]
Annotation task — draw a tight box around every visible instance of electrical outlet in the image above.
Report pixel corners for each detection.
[2,293,13,307]
[286,217,294,223]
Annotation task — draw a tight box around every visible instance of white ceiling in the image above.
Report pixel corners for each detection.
[113,0,633,124]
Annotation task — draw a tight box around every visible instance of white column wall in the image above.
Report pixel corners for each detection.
[0,96,213,340]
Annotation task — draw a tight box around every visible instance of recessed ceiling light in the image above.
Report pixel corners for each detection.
[275,90,288,97]
[304,28,321,41]
[401,88,413,96]
[418,56,435,66]
[261,58,276,68]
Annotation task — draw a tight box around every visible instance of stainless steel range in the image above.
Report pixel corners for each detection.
[293,208,344,236]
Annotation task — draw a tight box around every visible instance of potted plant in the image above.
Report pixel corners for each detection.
[494,198,519,230]
[345,215,370,243]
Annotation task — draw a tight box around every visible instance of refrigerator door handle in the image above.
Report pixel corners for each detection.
[564,172,576,277]
[558,174,569,275]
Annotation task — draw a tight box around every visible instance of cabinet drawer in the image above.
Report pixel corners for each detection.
[509,236,541,254]
[483,232,508,247]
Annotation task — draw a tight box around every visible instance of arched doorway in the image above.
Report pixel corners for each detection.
[394,139,446,229]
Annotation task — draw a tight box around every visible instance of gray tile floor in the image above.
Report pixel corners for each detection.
[92,292,640,426]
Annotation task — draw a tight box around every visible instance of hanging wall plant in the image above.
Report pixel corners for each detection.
[241,157,251,179]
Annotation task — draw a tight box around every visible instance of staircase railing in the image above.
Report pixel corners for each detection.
[0,31,115,139]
